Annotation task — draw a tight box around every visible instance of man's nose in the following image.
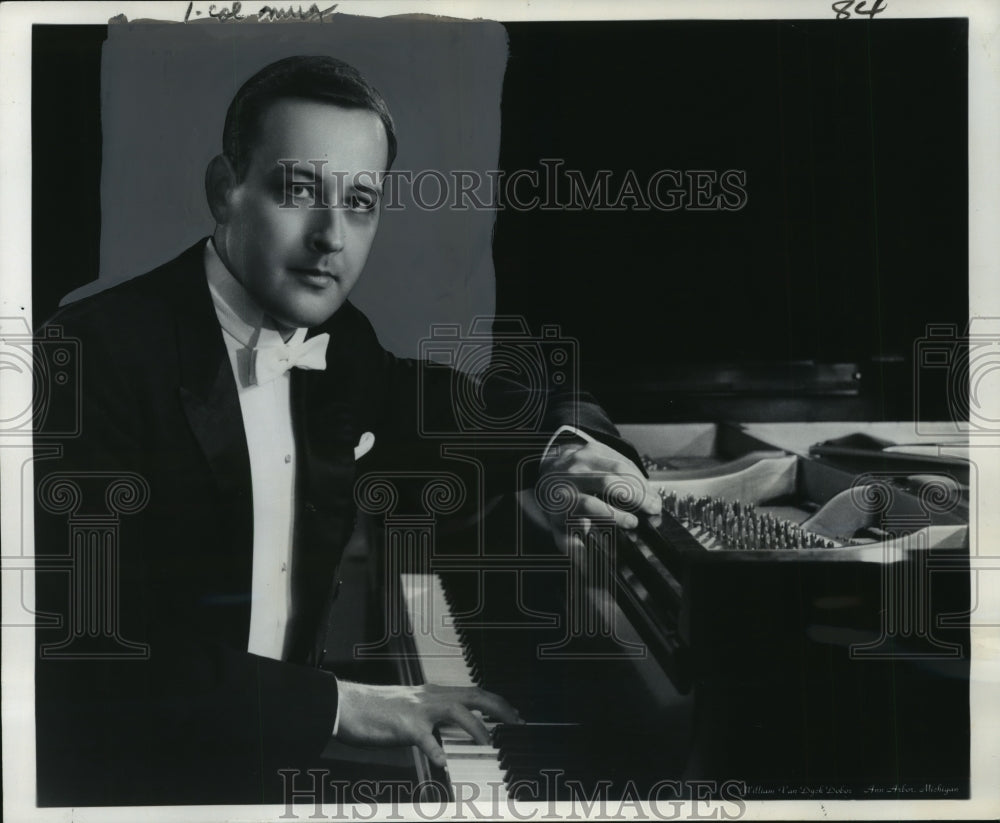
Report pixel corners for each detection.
[306,205,346,254]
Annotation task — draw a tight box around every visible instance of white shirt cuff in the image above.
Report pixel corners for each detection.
[331,676,342,737]
[544,424,597,461]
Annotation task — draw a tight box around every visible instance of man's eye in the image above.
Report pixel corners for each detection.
[348,191,378,212]
[288,184,313,199]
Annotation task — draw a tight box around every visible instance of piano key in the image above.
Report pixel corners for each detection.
[400,574,508,802]
[443,743,500,758]
[401,573,672,802]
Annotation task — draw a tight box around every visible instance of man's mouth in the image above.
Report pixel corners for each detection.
[290,267,338,285]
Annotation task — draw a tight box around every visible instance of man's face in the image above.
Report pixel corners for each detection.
[213,99,388,329]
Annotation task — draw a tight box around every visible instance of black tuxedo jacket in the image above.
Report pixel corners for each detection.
[34,239,640,806]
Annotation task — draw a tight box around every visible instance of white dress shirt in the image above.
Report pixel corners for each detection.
[204,240,301,661]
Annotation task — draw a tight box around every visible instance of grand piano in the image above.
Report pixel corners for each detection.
[25,13,974,814]
[321,419,971,805]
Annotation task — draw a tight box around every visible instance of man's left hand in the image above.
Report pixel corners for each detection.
[538,434,661,544]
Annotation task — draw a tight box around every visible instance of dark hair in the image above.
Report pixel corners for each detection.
[222,55,397,179]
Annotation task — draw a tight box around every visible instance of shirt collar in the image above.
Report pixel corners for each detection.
[204,238,307,350]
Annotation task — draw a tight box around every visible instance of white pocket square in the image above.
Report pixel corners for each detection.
[354,431,375,460]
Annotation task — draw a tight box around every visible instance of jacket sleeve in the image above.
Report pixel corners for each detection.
[339,307,644,488]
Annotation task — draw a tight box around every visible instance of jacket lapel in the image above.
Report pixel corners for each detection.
[286,325,360,664]
[169,241,254,555]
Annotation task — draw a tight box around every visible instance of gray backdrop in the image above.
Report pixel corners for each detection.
[65,17,507,359]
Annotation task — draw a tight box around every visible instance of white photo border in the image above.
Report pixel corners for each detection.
[2,1,998,821]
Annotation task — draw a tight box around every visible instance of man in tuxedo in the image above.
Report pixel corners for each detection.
[34,55,659,806]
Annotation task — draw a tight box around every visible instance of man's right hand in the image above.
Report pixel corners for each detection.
[334,681,522,768]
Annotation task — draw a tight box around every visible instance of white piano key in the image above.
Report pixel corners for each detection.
[401,573,477,686]
[443,742,500,758]
[438,722,495,740]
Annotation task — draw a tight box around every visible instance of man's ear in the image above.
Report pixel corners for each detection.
[205,154,238,223]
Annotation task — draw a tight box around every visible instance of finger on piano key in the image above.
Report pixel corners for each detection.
[442,743,499,758]
[438,719,498,742]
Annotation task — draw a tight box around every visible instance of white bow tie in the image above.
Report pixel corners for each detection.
[250,333,330,386]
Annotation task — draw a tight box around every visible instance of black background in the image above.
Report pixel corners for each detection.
[32,26,106,331]
[493,19,968,421]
